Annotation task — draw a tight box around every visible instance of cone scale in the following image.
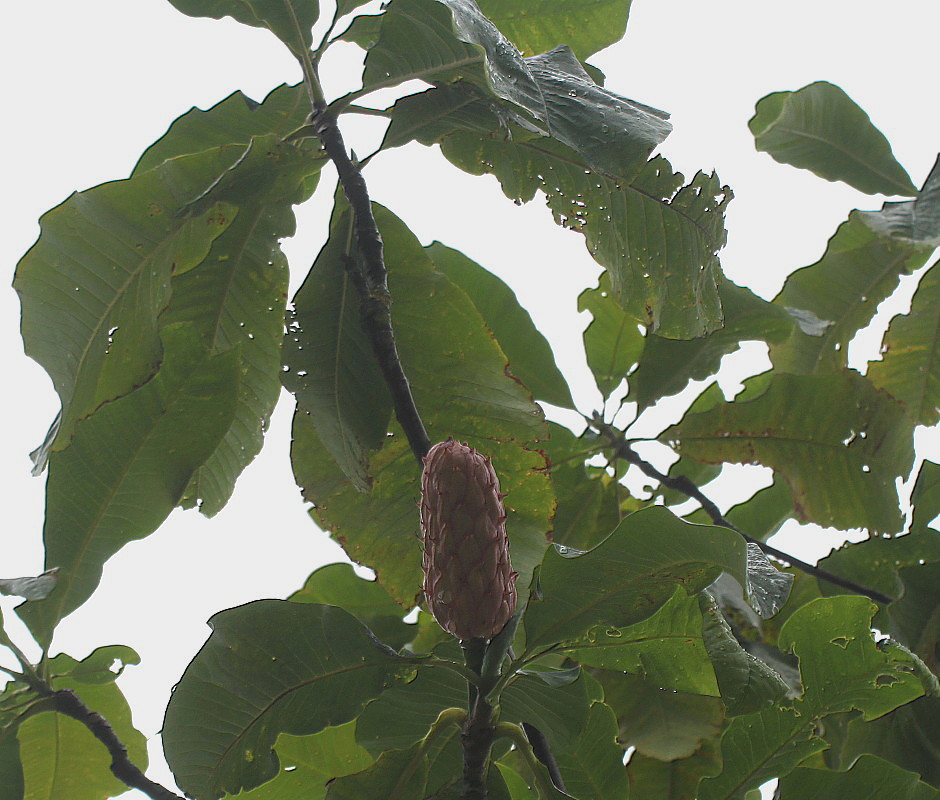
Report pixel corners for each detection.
[420,440,517,640]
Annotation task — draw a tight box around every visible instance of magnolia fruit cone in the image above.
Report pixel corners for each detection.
[420,440,517,640]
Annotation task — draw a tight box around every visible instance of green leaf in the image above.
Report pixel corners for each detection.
[18,653,147,800]
[868,260,940,425]
[836,697,940,787]
[163,601,411,799]
[356,668,464,756]
[362,0,670,181]
[0,727,23,800]
[603,673,723,760]
[578,272,645,398]
[663,371,915,533]
[384,82,726,338]
[138,90,324,514]
[629,278,793,411]
[475,0,633,59]
[699,593,789,716]
[542,423,625,552]
[771,160,940,374]
[289,563,414,650]
[889,562,940,666]
[700,596,927,799]
[290,204,552,605]
[561,587,719,696]
[522,506,748,650]
[67,645,140,685]
[282,195,392,491]
[554,700,630,800]
[231,723,374,800]
[749,81,917,196]
[778,754,939,800]
[166,0,320,59]
[135,84,313,172]
[625,737,722,800]
[324,741,430,800]
[13,151,238,448]
[20,323,240,644]
[456,140,729,338]
[427,241,574,409]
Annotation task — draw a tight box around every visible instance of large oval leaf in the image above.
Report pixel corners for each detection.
[162,601,410,800]
[19,323,240,644]
[749,81,917,196]
[14,150,239,448]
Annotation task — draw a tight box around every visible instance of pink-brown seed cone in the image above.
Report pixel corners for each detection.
[420,440,517,640]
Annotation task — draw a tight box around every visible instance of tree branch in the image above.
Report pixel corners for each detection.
[589,416,895,605]
[312,108,431,463]
[460,637,494,800]
[47,688,184,800]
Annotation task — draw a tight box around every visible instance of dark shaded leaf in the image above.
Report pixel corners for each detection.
[282,196,392,491]
[554,701,630,800]
[664,371,915,533]
[778,753,938,800]
[626,737,722,800]
[20,324,239,644]
[162,601,410,799]
[323,741,429,800]
[603,673,723,760]
[835,697,940,788]
[699,593,789,716]
[289,563,414,650]
[749,81,917,196]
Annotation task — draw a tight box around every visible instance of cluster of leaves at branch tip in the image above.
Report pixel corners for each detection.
[420,439,517,640]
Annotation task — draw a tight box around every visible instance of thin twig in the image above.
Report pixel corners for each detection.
[47,688,183,800]
[589,416,895,605]
[312,109,432,463]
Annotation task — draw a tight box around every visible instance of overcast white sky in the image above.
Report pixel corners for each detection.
[2,1,938,796]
